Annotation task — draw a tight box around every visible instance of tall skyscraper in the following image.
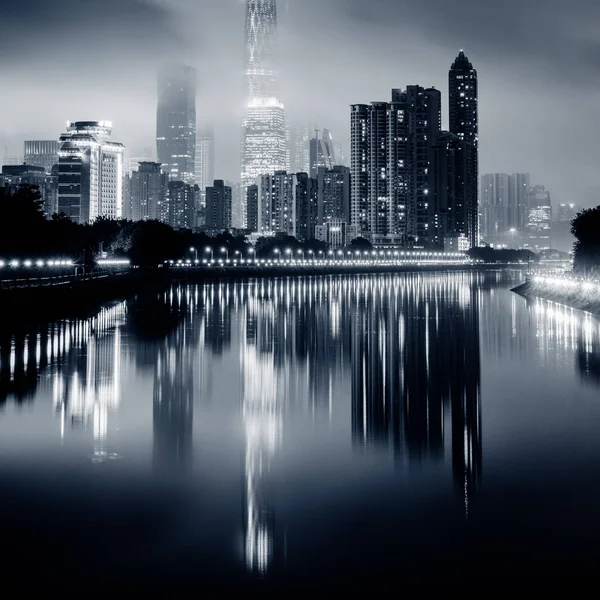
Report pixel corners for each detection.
[58,121,125,223]
[205,180,232,231]
[525,185,552,249]
[257,171,295,236]
[317,165,350,225]
[449,51,479,246]
[24,141,60,173]
[127,162,168,222]
[195,124,215,194]
[241,0,286,216]
[157,64,197,185]
[350,104,370,235]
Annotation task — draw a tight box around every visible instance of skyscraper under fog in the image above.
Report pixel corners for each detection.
[195,124,215,194]
[449,51,479,246]
[157,64,197,184]
[24,141,60,173]
[309,129,336,178]
[241,0,286,215]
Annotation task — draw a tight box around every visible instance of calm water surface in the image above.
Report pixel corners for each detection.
[1,271,600,585]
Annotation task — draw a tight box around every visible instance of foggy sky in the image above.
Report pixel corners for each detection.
[0,0,599,206]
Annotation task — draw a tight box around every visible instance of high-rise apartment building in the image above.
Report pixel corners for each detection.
[525,185,552,249]
[295,172,318,241]
[157,64,197,185]
[167,181,199,230]
[57,121,125,223]
[205,180,232,231]
[449,51,479,247]
[24,141,60,173]
[257,171,295,236]
[317,165,350,224]
[246,185,259,232]
[126,162,168,222]
[350,87,441,246]
[241,0,286,214]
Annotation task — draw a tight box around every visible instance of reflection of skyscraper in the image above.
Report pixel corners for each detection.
[241,0,286,219]
[157,64,197,185]
[350,274,482,510]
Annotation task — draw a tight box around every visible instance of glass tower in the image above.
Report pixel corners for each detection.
[241,0,286,225]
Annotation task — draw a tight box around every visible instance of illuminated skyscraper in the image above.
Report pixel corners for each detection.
[157,64,197,185]
[449,51,479,246]
[241,0,286,223]
[24,141,60,173]
[57,121,125,223]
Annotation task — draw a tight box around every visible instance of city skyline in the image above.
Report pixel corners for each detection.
[0,0,597,209]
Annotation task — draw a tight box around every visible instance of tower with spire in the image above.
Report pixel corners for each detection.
[448,50,479,247]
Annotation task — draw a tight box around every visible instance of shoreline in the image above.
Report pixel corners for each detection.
[512,276,600,316]
[0,263,524,328]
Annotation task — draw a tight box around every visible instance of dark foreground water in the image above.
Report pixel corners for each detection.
[2,271,600,586]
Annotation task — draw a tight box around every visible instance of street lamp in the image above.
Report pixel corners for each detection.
[297,249,304,261]
[273,248,281,262]
[220,246,229,261]
[205,246,214,261]
[248,247,256,262]
[190,246,198,261]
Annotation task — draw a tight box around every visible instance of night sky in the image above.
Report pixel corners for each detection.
[0,0,598,206]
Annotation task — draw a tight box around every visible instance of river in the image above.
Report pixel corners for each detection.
[1,270,599,585]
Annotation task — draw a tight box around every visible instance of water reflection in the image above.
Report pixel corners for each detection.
[3,273,600,580]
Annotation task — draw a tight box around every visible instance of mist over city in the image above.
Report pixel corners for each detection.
[0,0,598,206]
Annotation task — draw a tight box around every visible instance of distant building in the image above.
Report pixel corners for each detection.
[309,129,336,178]
[246,184,259,233]
[1,164,58,217]
[57,121,125,223]
[287,123,310,174]
[24,141,60,173]
[205,180,232,231]
[525,185,552,249]
[257,171,296,237]
[167,181,199,230]
[127,162,167,222]
[157,64,197,185]
[553,203,577,253]
[295,172,318,241]
[195,124,215,198]
[317,165,350,225]
[315,219,359,249]
[444,232,470,253]
[556,203,577,223]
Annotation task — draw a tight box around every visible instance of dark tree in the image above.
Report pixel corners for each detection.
[346,236,373,251]
[572,207,600,275]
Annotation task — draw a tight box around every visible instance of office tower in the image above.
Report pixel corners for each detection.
[525,185,552,249]
[24,141,60,173]
[315,219,359,249]
[57,121,125,223]
[287,123,310,174]
[195,124,215,194]
[317,165,350,224]
[128,162,168,222]
[157,64,197,184]
[241,0,286,215]
[246,184,259,232]
[350,86,441,246]
[257,171,296,236]
[309,129,336,178]
[294,172,318,241]
[350,104,370,234]
[205,180,232,231]
[449,51,479,246]
[0,164,58,217]
[167,181,199,230]
[556,203,577,223]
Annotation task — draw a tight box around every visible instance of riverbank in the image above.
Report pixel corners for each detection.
[0,263,524,327]
[512,274,600,315]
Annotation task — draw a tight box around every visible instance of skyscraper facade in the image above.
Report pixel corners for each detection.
[195,124,215,194]
[449,51,479,246]
[286,123,310,174]
[350,104,370,235]
[167,181,199,230]
[205,180,232,231]
[127,161,168,222]
[309,129,336,178]
[157,64,197,185]
[317,165,350,225]
[241,0,286,217]
[24,141,60,173]
[57,121,125,223]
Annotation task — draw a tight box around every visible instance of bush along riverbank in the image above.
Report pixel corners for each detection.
[513,273,600,314]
